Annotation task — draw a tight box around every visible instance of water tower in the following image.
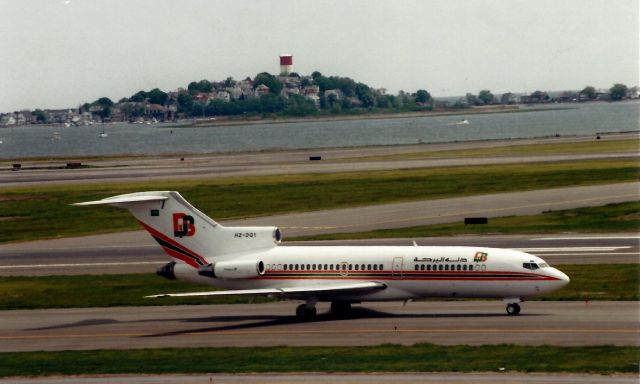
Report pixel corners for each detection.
[279,54,293,75]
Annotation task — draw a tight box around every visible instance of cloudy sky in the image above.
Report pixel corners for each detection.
[1,0,638,111]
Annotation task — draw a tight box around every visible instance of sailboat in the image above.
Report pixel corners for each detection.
[99,125,108,138]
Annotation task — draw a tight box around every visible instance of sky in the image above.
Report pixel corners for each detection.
[1,0,638,112]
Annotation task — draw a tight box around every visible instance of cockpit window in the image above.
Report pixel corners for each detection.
[522,262,540,270]
[538,262,549,268]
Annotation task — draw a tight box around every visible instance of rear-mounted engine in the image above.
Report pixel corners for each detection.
[197,259,265,280]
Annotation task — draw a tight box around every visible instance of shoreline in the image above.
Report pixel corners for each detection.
[182,105,573,128]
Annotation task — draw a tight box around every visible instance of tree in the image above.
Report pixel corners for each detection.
[147,88,168,105]
[415,89,431,103]
[466,93,478,106]
[177,91,193,114]
[31,109,46,122]
[355,82,374,107]
[610,83,628,101]
[253,72,282,95]
[94,97,113,107]
[224,77,236,87]
[129,91,147,102]
[478,90,494,105]
[580,86,596,100]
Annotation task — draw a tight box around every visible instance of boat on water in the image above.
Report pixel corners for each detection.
[447,119,470,126]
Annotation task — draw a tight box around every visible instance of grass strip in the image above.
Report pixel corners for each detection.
[0,264,636,310]
[0,344,637,376]
[295,202,640,241]
[1,159,638,243]
[344,138,639,161]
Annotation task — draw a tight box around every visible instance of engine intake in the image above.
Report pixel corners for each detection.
[157,261,176,280]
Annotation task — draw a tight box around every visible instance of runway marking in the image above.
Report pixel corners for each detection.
[523,252,638,257]
[1,328,637,342]
[0,261,164,269]
[516,247,632,252]
[533,236,640,240]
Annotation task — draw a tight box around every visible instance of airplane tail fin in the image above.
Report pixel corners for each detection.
[75,191,281,267]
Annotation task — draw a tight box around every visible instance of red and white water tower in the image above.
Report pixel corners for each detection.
[279,54,293,75]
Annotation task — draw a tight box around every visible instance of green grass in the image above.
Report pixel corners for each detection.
[296,202,640,241]
[345,138,639,162]
[1,158,638,243]
[0,344,637,376]
[0,264,636,310]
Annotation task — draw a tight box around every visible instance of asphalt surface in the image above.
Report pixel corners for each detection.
[1,133,637,187]
[1,373,638,384]
[0,233,637,276]
[0,301,637,352]
[1,182,637,276]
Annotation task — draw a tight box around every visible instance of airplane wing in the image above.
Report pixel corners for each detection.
[145,281,386,299]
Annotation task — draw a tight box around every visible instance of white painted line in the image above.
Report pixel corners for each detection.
[516,247,631,252]
[532,236,640,240]
[0,261,165,269]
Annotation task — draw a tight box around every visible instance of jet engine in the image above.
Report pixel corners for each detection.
[197,259,265,280]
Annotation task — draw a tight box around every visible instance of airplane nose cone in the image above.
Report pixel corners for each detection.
[554,268,570,287]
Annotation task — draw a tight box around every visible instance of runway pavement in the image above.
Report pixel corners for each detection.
[0,182,637,276]
[0,301,637,352]
[1,133,637,188]
[0,233,637,276]
[1,373,638,384]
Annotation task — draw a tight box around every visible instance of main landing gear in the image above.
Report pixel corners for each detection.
[296,297,318,321]
[296,304,317,321]
[506,303,521,316]
[295,300,354,321]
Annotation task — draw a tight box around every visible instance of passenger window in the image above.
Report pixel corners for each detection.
[415,265,419,271]
[481,265,486,271]
[462,264,467,271]
[438,265,443,271]
[349,264,353,270]
[342,264,347,270]
[301,264,305,271]
[420,264,425,271]
[295,264,299,270]
[312,264,316,270]
[355,264,359,271]
[373,264,377,271]
[457,264,461,271]
[324,264,328,270]
[283,264,288,270]
[427,265,431,271]
[367,264,371,270]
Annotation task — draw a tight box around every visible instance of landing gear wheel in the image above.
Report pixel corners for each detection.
[330,301,352,317]
[506,303,521,316]
[296,304,317,321]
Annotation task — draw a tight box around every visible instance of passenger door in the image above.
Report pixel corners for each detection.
[392,257,403,280]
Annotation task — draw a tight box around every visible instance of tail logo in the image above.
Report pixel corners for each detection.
[173,213,196,238]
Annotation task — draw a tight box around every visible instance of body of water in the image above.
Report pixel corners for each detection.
[0,101,638,160]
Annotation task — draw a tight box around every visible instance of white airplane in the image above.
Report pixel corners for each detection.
[76,191,570,320]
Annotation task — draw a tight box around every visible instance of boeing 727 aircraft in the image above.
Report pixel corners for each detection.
[76,191,570,320]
